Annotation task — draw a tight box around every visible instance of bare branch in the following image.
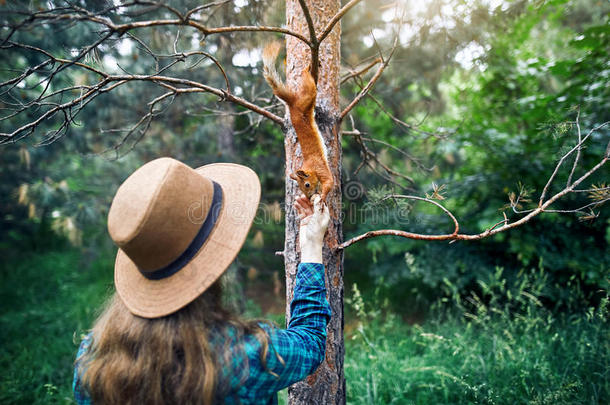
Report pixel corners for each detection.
[538,119,609,206]
[1,2,302,144]
[318,0,362,44]
[341,35,398,120]
[566,107,581,186]
[296,0,318,80]
[2,3,311,43]
[382,194,460,235]
[341,58,381,84]
[344,117,415,186]
[0,67,282,144]
[338,121,610,249]
[366,93,449,139]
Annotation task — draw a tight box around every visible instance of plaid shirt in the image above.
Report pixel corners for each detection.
[73,262,331,404]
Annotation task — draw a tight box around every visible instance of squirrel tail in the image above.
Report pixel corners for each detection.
[262,42,295,104]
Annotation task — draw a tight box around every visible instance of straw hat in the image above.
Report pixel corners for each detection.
[107,157,260,318]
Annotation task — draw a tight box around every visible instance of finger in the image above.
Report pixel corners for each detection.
[311,194,322,212]
[295,199,304,211]
[321,206,330,226]
[294,201,305,218]
[305,202,314,216]
[295,198,310,216]
[296,194,308,205]
[318,203,330,226]
[319,202,327,216]
[300,197,314,216]
[317,201,325,215]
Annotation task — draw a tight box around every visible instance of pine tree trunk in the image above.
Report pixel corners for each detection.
[283,1,344,404]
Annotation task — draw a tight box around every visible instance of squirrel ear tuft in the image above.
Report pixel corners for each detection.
[296,170,309,178]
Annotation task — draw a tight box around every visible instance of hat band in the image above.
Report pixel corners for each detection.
[141,181,224,280]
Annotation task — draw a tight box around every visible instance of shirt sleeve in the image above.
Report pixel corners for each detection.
[244,262,332,396]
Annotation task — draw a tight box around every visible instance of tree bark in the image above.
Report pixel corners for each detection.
[283,1,344,404]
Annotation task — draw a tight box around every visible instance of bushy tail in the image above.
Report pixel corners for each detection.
[262,42,294,104]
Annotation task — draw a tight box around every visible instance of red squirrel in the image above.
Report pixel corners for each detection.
[262,42,334,202]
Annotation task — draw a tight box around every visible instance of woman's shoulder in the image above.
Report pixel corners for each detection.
[73,332,93,404]
[76,332,93,359]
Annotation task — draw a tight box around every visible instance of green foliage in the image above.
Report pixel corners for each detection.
[2,0,606,311]
[343,0,610,317]
[1,2,608,401]
[345,271,609,404]
[2,246,607,404]
[443,0,610,297]
[0,247,113,404]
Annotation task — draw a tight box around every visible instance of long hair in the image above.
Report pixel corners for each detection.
[76,280,274,405]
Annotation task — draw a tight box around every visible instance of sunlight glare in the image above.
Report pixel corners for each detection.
[454,41,488,70]
[232,49,261,68]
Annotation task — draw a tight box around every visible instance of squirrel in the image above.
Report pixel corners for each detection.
[262,42,334,202]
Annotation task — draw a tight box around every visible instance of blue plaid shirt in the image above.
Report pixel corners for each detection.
[73,262,331,404]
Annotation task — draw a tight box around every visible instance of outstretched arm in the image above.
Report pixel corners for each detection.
[243,195,331,395]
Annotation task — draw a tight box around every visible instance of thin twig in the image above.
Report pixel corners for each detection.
[566,107,581,186]
[572,186,610,193]
[381,194,460,235]
[341,35,398,120]
[341,58,381,84]
[543,197,609,213]
[346,118,415,186]
[538,120,609,206]
[343,131,433,172]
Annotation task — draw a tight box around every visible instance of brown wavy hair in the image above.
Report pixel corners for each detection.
[76,280,277,405]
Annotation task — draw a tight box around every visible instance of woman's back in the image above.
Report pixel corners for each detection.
[73,157,331,404]
[74,263,330,404]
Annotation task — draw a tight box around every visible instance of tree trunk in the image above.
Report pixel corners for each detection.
[283,1,344,404]
[216,106,235,158]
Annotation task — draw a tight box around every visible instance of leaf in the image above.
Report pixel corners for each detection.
[426,183,446,200]
[588,183,609,202]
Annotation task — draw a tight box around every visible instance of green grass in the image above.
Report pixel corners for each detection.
[1,249,608,404]
[345,283,609,404]
[0,249,113,404]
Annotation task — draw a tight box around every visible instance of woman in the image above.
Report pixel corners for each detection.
[73,157,331,404]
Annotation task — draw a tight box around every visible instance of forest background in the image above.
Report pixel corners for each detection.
[0,0,608,403]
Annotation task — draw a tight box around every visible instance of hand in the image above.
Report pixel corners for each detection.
[294,194,330,263]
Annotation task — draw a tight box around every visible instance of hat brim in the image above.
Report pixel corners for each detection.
[114,163,261,318]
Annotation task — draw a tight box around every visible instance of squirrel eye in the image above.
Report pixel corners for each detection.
[305,183,310,188]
